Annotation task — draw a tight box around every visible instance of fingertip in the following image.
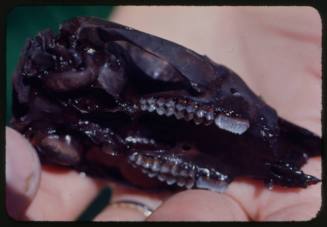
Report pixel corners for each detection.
[5,127,41,219]
[146,190,249,221]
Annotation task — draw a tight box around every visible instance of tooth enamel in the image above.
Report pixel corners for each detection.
[195,177,228,193]
[156,106,165,115]
[179,169,189,177]
[151,159,161,172]
[184,113,194,121]
[128,152,138,162]
[125,136,133,142]
[193,117,204,125]
[140,104,147,111]
[158,174,166,182]
[198,168,210,177]
[147,97,155,105]
[206,111,214,121]
[171,165,179,176]
[136,154,144,165]
[196,110,206,118]
[140,98,146,105]
[174,111,184,119]
[147,104,156,112]
[165,100,175,108]
[142,169,150,174]
[148,172,158,178]
[160,162,171,173]
[186,105,194,113]
[143,158,153,169]
[189,169,196,178]
[185,179,194,189]
[165,107,175,116]
[177,178,186,187]
[166,177,176,185]
[175,103,185,112]
[214,114,250,135]
[157,98,165,106]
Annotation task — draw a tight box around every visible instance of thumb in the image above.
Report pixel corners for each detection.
[6,127,41,220]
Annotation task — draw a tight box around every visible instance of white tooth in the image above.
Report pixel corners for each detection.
[214,114,250,135]
[141,138,148,144]
[196,110,206,118]
[148,172,158,178]
[151,159,161,172]
[126,136,133,142]
[140,98,146,105]
[189,169,196,178]
[198,168,210,177]
[147,97,155,105]
[175,103,185,112]
[142,169,150,174]
[195,177,228,193]
[149,139,155,144]
[156,106,165,115]
[184,113,194,121]
[147,104,156,112]
[165,100,175,108]
[206,111,214,121]
[157,98,165,106]
[177,178,186,187]
[186,105,194,113]
[193,117,204,125]
[179,169,189,177]
[166,177,176,185]
[185,179,194,189]
[128,152,138,162]
[143,158,153,169]
[165,107,175,116]
[160,162,171,173]
[175,111,184,119]
[158,174,166,182]
[140,104,147,111]
[136,155,144,165]
[171,165,179,176]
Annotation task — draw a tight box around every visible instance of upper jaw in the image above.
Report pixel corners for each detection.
[137,95,250,135]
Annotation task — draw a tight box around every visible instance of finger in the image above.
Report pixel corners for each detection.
[146,190,249,221]
[6,127,41,220]
[224,157,321,221]
[94,181,170,221]
[24,165,104,221]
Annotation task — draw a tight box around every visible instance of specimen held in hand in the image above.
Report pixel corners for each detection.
[11,16,321,192]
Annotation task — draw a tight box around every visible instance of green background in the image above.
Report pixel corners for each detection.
[6,6,113,123]
[6,6,114,220]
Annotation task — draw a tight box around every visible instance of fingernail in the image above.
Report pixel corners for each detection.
[6,127,41,219]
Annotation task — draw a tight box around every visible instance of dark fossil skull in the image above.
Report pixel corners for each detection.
[11,17,321,192]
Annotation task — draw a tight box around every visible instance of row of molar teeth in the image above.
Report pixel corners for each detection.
[125,136,155,145]
[139,97,216,126]
[128,152,195,189]
[140,97,250,135]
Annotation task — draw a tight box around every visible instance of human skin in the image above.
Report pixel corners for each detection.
[6,6,321,221]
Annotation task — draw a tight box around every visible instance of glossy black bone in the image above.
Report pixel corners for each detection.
[11,16,321,191]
